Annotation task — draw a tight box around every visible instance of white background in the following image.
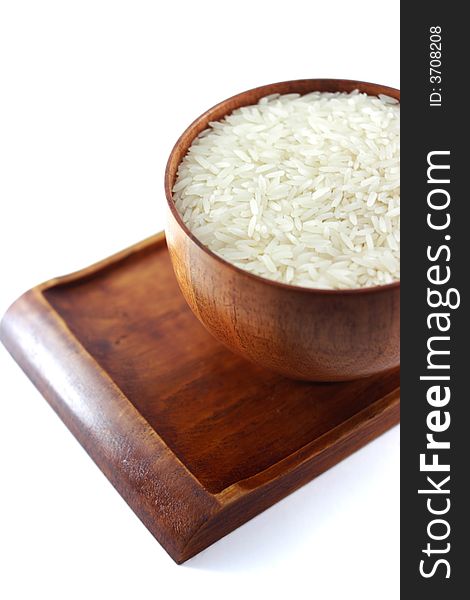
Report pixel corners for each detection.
[0,1,400,598]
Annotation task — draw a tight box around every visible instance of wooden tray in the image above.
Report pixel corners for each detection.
[0,233,400,563]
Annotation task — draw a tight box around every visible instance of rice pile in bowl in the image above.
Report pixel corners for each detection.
[173,91,400,289]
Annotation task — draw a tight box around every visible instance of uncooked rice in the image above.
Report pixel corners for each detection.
[173,90,400,289]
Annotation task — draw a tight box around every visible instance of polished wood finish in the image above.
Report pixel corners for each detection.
[165,79,400,381]
[0,233,399,563]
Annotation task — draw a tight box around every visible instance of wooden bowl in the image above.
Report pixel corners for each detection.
[164,79,400,381]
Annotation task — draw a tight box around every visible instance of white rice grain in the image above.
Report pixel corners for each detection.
[173,90,400,289]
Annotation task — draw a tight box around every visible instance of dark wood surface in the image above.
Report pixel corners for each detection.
[165,79,400,381]
[0,233,400,563]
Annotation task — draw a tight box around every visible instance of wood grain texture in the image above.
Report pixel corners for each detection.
[165,79,400,381]
[0,233,399,563]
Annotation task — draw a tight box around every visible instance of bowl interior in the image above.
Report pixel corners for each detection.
[164,79,400,295]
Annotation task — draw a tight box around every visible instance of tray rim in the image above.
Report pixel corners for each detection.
[0,232,400,563]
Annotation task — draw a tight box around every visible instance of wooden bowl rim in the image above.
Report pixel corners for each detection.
[165,78,400,296]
